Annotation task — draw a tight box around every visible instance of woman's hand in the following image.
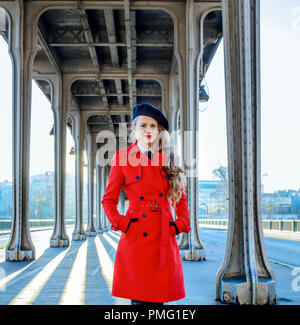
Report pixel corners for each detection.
[125,217,138,233]
[169,221,179,236]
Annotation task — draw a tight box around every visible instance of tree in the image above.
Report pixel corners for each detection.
[211,165,229,217]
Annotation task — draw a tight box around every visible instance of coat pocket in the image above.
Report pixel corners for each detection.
[124,208,140,236]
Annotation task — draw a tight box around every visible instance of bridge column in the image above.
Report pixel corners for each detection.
[120,190,126,216]
[50,74,70,247]
[72,111,87,240]
[86,131,97,236]
[100,166,106,232]
[5,1,37,261]
[95,164,103,233]
[216,0,276,304]
[101,165,110,231]
[169,74,189,250]
[175,0,206,260]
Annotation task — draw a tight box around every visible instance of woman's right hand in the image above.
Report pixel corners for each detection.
[125,217,138,233]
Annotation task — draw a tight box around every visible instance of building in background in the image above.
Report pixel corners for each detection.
[0,179,12,219]
[0,171,79,221]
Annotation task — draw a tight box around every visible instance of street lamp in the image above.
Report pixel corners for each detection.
[49,124,54,136]
[69,146,75,155]
[199,80,210,112]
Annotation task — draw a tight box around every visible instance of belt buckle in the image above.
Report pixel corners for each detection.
[150,200,158,212]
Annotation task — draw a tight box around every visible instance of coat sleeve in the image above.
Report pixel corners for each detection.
[172,181,191,234]
[101,151,131,233]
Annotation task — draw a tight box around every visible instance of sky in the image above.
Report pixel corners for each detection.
[199,0,300,193]
[0,0,299,193]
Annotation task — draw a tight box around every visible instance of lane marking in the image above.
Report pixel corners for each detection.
[268,259,299,269]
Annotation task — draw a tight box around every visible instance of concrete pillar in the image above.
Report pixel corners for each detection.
[95,164,103,233]
[72,111,87,241]
[50,74,70,247]
[216,0,276,305]
[176,0,206,260]
[86,131,97,236]
[5,0,37,261]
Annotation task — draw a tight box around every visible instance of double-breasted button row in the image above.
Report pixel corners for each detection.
[140,194,163,200]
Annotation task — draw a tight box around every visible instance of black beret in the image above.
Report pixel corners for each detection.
[132,103,169,131]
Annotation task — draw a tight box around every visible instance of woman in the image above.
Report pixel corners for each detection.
[101,103,191,305]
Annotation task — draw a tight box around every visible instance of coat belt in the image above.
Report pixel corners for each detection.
[128,198,170,269]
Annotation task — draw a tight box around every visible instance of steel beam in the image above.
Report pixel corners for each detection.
[176,0,206,261]
[124,0,137,110]
[48,42,173,47]
[71,110,87,241]
[5,0,36,261]
[216,0,276,305]
[95,164,104,233]
[49,74,70,247]
[86,130,97,236]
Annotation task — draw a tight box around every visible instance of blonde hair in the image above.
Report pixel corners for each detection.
[130,115,186,208]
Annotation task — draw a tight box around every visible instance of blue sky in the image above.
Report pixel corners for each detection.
[0,0,299,193]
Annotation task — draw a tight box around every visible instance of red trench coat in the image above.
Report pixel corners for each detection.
[101,140,191,303]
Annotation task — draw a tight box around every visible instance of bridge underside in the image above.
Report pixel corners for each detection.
[0,0,276,305]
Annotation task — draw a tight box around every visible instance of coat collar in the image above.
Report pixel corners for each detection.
[128,140,168,167]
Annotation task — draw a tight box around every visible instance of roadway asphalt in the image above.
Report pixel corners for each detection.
[199,228,300,268]
[198,228,300,305]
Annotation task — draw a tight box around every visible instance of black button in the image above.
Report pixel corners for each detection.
[142,213,147,218]
[142,232,147,237]
[140,196,144,200]
[159,193,163,197]
[165,175,168,179]
[136,176,140,180]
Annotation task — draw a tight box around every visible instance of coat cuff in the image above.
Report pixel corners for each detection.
[111,215,131,233]
[175,218,191,234]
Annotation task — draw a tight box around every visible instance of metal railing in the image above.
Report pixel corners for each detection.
[199,218,300,232]
[0,219,75,233]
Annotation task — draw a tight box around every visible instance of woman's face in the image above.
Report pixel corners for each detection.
[132,115,159,149]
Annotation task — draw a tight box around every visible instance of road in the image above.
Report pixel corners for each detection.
[199,228,300,268]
